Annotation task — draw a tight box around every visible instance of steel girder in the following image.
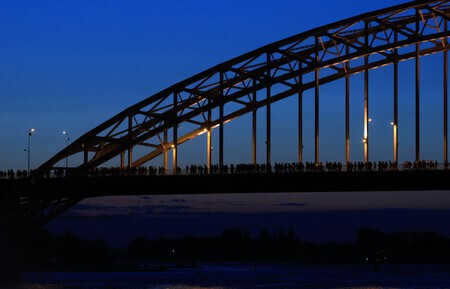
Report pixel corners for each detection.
[36,0,450,176]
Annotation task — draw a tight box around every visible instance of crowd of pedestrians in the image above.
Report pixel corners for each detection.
[0,159,444,179]
[81,159,444,176]
[0,169,31,179]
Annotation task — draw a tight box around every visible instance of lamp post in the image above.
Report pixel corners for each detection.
[27,128,35,174]
[63,131,70,173]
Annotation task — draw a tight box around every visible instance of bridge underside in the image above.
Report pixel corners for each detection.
[3,169,449,226]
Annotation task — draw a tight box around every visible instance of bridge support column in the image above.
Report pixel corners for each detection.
[207,129,212,173]
[298,64,303,164]
[128,115,132,168]
[415,15,421,162]
[207,100,212,174]
[416,42,421,162]
[172,141,177,175]
[363,55,369,163]
[127,150,132,168]
[266,53,271,172]
[173,92,178,175]
[120,152,125,169]
[219,72,224,173]
[266,91,271,171]
[82,144,89,175]
[345,52,350,164]
[394,50,399,163]
[164,130,169,173]
[315,68,319,165]
[252,80,257,166]
[298,86,303,164]
[315,37,320,165]
[444,20,448,167]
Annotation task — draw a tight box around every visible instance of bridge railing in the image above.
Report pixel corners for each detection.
[2,160,447,179]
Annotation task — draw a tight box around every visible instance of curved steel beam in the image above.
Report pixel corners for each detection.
[37,0,450,175]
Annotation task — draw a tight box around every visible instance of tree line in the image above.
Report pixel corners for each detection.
[19,227,450,272]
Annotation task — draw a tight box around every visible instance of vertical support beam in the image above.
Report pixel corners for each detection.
[266,52,272,171]
[252,79,257,165]
[363,22,369,163]
[207,100,212,174]
[120,152,125,169]
[82,143,89,176]
[345,46,350,164]
[207,130,212,173]
[393,32,399,163]
[364,55,369,163]
[127,115,132,168]
[173,92,178,175]
[315,36,320,165]
[315,69,320,165]
[415,43,420,162]
[163,129,168,172]
[83,143,88,165]
[219,72,224,172]
[298,66,303,164]
[172,145,177,175]
[444,19,448,166]
[415,10,421,162]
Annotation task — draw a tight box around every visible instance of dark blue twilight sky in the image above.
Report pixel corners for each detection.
[3,0,444,171]
[3,0,450,246]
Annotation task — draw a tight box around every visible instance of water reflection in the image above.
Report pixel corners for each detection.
[12,264,450,289]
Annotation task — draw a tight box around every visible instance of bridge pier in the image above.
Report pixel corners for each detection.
[0,191,22,286]
[0,182,46,287]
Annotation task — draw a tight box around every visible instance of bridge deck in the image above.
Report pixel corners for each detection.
[3,170,450,199]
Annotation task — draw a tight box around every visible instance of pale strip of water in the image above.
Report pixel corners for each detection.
[9,263,450,289]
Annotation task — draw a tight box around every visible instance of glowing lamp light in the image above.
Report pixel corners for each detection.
[63,130,70,140]
[197,128,208,136]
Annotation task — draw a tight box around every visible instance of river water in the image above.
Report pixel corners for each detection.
[8,263,450,289]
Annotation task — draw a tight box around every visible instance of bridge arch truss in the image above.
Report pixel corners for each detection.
[38,0,450,176]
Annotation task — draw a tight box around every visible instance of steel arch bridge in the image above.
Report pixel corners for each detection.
[37,0,450,176]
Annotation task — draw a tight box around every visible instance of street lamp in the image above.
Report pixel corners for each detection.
[27,128,35,174]
[63,131,70,173]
